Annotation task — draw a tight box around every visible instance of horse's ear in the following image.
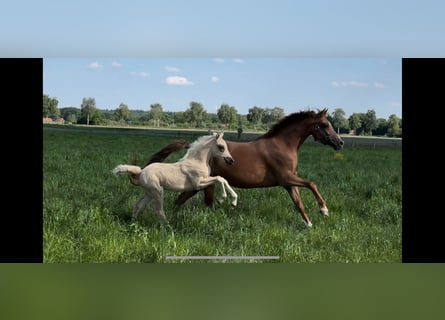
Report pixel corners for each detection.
[321,108,328,115]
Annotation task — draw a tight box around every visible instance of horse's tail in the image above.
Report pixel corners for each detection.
[112,165,142,185]
[143,139,190,167]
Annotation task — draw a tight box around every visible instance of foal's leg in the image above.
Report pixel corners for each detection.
[132,194,151,221]
[284,186,313,227]
[219,178,238,207]
[285,173,329,216]
[195,176,238,207]
[151,188,167,221]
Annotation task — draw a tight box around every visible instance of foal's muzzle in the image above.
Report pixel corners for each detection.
[224,157,235,165]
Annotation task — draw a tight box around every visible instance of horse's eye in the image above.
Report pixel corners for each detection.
[218,145,225,152]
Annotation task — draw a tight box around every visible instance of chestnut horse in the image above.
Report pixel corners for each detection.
[145,108,344,227]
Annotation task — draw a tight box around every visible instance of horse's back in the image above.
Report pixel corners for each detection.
[140,162,197,192]
[211,140,278,188]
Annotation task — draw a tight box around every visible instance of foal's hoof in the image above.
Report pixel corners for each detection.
[306,221,313,228]
[320,208,329,216]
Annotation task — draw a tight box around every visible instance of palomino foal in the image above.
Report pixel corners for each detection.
[112,132,238,222]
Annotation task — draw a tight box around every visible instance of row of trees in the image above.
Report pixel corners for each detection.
[43,94,402,137]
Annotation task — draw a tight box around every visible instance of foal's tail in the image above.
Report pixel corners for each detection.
[112,165,142,186]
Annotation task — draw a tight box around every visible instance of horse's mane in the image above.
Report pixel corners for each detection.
[180,134,215,160]
[258,108,327,139]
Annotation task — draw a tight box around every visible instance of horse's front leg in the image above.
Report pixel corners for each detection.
[175,190,199,207]
[284,186,312,227]
[195,176,237,207]
[285,174,329,222]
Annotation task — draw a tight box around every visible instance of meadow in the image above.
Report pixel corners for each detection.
[43,126,402,262]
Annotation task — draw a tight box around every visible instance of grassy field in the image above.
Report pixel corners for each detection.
[43,126,402,262]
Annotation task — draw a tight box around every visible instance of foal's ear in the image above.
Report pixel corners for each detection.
[215,132,224,139]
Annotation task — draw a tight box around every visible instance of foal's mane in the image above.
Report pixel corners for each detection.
[258,108,327,139]
[180,134,215,160]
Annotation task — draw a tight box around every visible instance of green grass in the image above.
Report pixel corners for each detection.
[43,126,402,262]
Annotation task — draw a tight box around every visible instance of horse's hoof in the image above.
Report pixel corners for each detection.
[320,208,329,216]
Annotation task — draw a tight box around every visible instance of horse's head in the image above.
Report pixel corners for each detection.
[311,109,344,150]
[213,132,235,165]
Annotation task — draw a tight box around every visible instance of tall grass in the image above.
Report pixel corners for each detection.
[43,126,401,262]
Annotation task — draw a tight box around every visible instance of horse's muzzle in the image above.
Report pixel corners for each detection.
[224,157,235,165]
[328,135,344,150]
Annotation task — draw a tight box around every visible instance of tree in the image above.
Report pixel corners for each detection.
[348,113,363,135]
[363,109,377,135]
[184,101,207,128]
[373,118,388,136]
[331,108,348,134]
[114,103,130,122]
[387,114,402,137]
[43,94,59,118]
[262,107,285,128]
[60,107,81,124]
[149,103,163,127]
[246,106,264,130]
[80,97,97,125]
[173,111,186,125]
[217,103,238,129]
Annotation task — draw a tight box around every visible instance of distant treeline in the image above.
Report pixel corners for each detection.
[43,95,402,137]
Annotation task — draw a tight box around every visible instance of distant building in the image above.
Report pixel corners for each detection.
[43,117,65,124]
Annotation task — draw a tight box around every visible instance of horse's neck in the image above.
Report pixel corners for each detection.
[270,126,311,150]
[184,141,213,164]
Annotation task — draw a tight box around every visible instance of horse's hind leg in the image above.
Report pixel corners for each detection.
[175,190,199,207]
[151,188,167,221]
[203,185,216,208]
[132,194,151,222]
[285,186,313,227]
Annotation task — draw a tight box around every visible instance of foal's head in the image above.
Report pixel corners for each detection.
[310,108,344,150]
[212,132,235,165]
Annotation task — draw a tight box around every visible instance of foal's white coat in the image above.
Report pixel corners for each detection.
[112,132,238,221]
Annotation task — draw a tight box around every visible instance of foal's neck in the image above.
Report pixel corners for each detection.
[185,140,214,164]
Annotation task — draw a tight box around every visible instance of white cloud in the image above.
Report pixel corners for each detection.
[129,71,149,77]
[165,76,194,86]
[211,76,220,83]
[213,58,224,63]
[332,80,368,88]
[165,66,180,72]
[88,62,103,70]
[349,81,368,88]
[374,82,387,89]
[233,58,244,63]
[111,61,122,68]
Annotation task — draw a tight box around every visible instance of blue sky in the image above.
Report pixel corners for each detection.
[44,57,401,119]
[3,0,445,118]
